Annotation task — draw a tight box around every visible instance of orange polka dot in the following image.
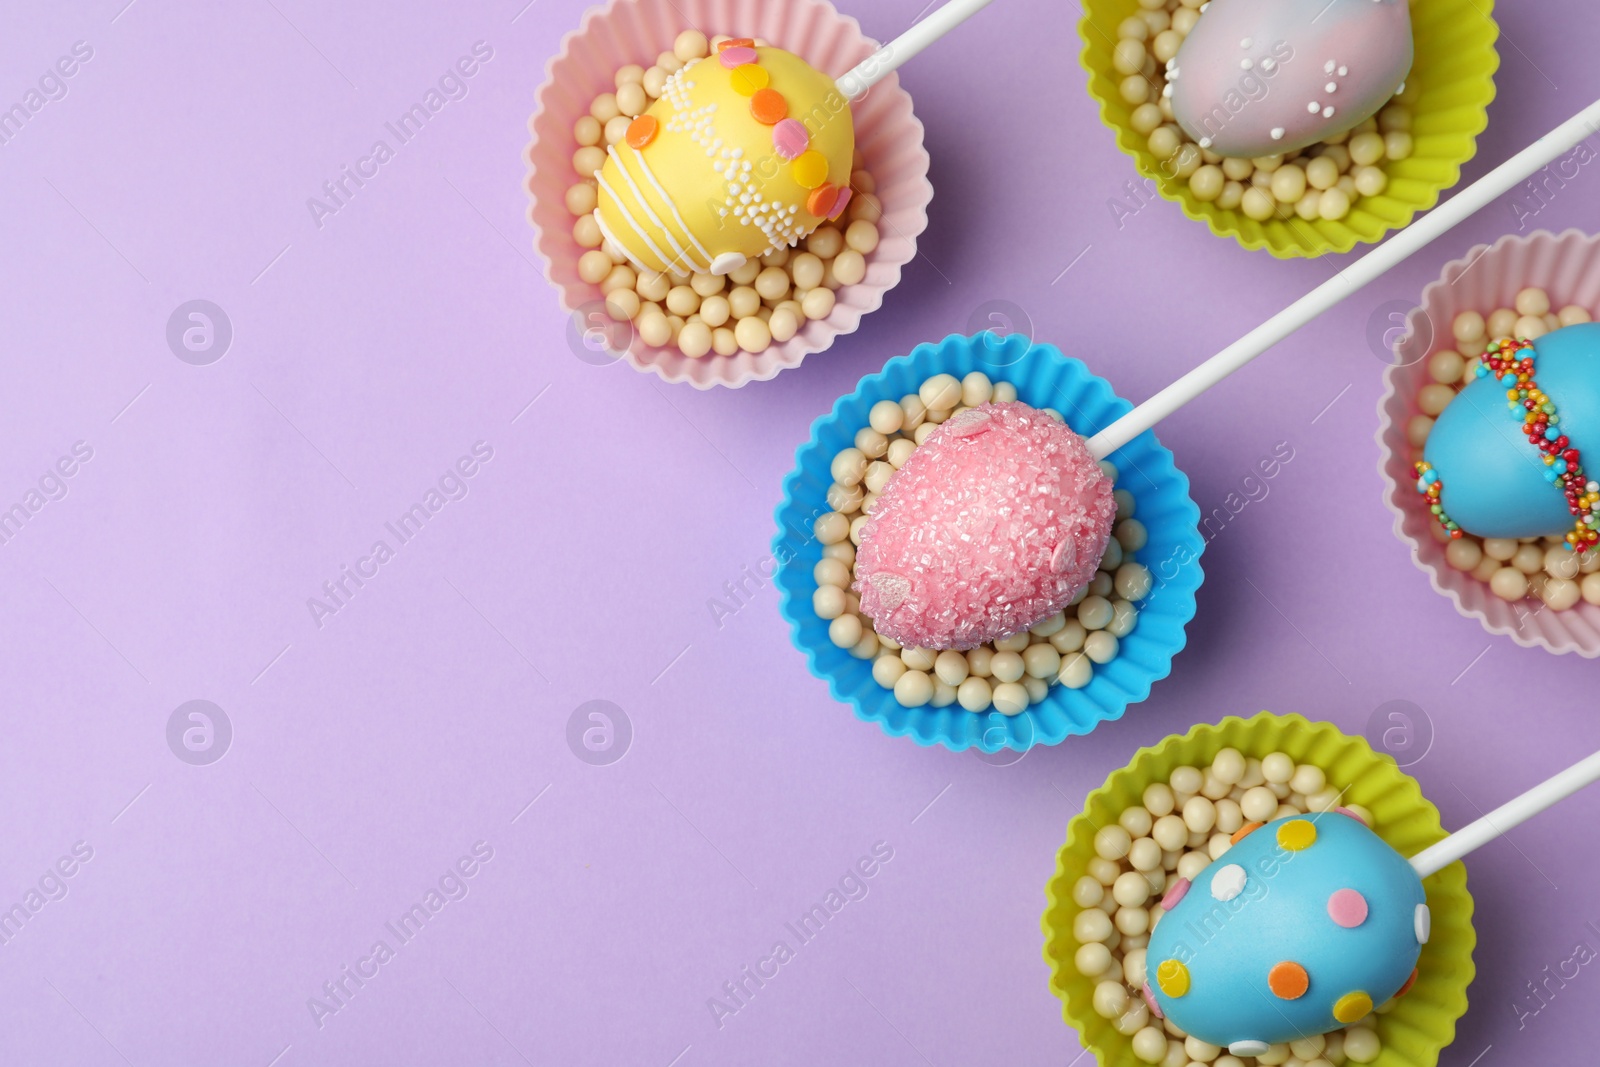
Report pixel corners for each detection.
[625,115,658,149]
[1397,968,1419,998]
[750,87,787,125]
[807,183,839,217]
[1268,961,1309,1000]
[1229,821,1263,845]
[716,37,755,52]
[791,150,828,189]
[729,63,769,95]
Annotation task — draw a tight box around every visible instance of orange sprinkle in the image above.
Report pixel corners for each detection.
[749,87,787,124]
[717,37,755,51]
[1268,961,1309,1000]
[625,115,658,149]
[807,183,839,217]
[1397,968,1419,998]
[1229,821,1264,845]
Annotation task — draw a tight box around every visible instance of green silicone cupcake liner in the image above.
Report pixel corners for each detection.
[1042,712,1475,1066]
[1080,0,1500,257]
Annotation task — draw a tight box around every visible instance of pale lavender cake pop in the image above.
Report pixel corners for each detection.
[1169,0,1413,158]
[853,403,1115,651]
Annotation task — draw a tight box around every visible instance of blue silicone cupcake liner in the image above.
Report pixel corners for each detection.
[774,332,1205,752]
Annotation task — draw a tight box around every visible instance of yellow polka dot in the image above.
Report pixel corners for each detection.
[1277,818,1318,851]
[1156,959,1190,998]
[791,150,829,189]
[1333,990,1372,1023]
[728,63,769,96]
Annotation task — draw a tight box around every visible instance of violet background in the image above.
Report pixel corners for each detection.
[2,0,1597,1063]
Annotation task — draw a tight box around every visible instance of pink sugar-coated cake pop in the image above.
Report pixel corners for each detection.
[853,403,1116,651]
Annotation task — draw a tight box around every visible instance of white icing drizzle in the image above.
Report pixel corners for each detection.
[594,162,675,271]
[603,144,696,269]
[628,144,715,270]
[610,52,817,265]
[592,208,649,273]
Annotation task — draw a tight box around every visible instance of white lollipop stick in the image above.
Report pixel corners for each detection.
[1087,95,1600,460]
[1409,747,1600,879]
[836,0,999,95]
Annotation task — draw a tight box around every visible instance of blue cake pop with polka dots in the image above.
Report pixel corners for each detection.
[1144,812,1429,1057]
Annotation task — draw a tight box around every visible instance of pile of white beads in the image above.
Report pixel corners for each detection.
[1113,0,1415,223]
[811,372,1154,713]
[565,30,884,360]
[1072,750,1387,1067]
[1405,288,1600,608]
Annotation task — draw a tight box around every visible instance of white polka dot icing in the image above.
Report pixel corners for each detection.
[1210,863,1248,901]
[1168,0,1413,157]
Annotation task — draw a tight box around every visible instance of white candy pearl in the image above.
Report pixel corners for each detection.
[1290,763,1327,795]
[813,586,846,619]
[934,650,969,686]
[992,684,1030,716]
[1095,825,1133,861]
[1241,786,1278,822]
[1074,908,1113,943]
[893,669,933,707]
[1058,652,1093,689]
[1181,796,1216,834]
[869,399,904,434]
[956,676,992,712]
[1114,870,1151,907]
[1143,783,1175,817]
[1211,748,1245,784]
[1085,631,1119,664]
[872,655,906,688]
[1129,836,1163,871]
[1177,851,1211,881]
[1152,814,1187,851]
[1342,1028,1380,1063]
[1120,807,1155,838]
[1076,941,1113,976]
[990,651,1026,683]
[1132,1027,1168,1063]
[1023,643,1062,679]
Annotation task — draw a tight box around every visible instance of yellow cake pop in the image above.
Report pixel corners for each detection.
[594,40,855,277]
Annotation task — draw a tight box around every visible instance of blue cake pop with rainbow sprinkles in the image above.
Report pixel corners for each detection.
[1416,322,1600,550]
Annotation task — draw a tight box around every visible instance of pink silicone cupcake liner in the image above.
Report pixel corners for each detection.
[524,0,933,389]
[1377,228,1600,656]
